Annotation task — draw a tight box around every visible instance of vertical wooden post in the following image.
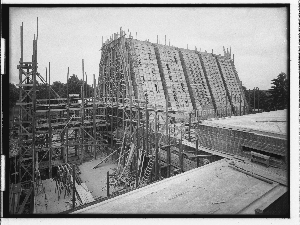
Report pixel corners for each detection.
[48,62,52,178]
[81,86,84,164]
[82,60,86,163]
[257,88,260,113]
[122,92,125,167]
[66,67,70,163]
[253,88,256,113]
[72,164,75,209]
[111,106,113,150]
[155,108,159,180]
[230,90,233,116]
[60,131,64,160]
[107,171,110,197]
[248,89,251,113]
[225,92,228,117]
[196,139,199,167]
[239,93,242,116]
[142,110,145,153]
[21,22,23,61]
[136,101,140,186]
[75,130,78,156]
[167,126,171,178]
[188,113,191,141]
[180,126,183,172]
[93,74,97,159]
[82,59,85,118]
[165,94,170,178]
[85,74,88,98]
[145,95,149,156]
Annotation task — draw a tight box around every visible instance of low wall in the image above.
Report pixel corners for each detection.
[195,123,287,166]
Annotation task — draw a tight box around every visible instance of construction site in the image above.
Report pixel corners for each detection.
[8,18,288,215]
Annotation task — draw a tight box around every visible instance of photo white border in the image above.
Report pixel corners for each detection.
[1,1,299,225]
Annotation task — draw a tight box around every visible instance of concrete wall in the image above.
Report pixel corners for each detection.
[195,123,287,167]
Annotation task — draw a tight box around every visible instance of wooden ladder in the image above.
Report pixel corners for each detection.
[118,143,135,180]
[139,154,155,187]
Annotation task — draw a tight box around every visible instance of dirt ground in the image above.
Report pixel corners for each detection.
[78,157,118,199]
[34,156,117,214]
[34,178,74,214]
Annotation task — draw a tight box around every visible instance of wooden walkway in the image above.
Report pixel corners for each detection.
[75,182,95,204]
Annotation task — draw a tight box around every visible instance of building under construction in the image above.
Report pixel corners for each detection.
[8,20,288,215]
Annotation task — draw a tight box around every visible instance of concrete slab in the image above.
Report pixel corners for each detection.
[203,110,287,135]
[72,158,287,214]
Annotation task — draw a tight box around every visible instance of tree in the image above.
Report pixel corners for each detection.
[68,74,83,96]
[269,72,288,110]
[51,81,66,98]
[36,83,49,99]
[66,74,93,98]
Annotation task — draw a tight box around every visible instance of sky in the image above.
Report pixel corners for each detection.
[9,7,288,90]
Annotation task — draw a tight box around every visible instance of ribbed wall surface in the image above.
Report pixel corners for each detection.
[154,44,193,112]
[179,49,214,111]
[199,52,230,110]
[127,39,166,107]
[101,38,247,115]
[216,55,245,109]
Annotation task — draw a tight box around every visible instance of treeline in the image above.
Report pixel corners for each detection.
[9,74,94,108]
[243,72,288,112]
[9,72,288,112]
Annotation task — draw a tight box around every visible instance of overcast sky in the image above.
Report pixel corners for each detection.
[9,7,287,90]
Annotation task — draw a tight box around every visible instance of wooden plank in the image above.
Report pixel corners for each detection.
[75,183,94,204]
[16,84,34,87]
[17,186,33,214]
[92,149,118,169]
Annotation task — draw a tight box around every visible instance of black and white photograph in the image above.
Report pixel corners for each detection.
[1,2,298,223]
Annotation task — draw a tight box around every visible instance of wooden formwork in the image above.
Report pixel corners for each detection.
[215,54,246,115]
[127,39,166,109]
[198,52,230,111]
[178,48,214,111]
[154,44,193,112]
